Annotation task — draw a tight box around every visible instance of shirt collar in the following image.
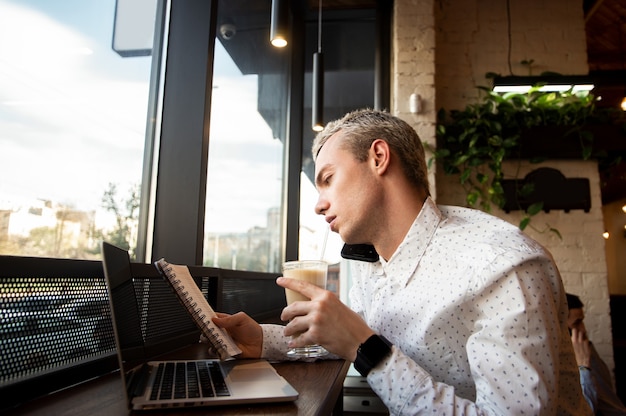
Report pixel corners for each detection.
[381,197,443,287]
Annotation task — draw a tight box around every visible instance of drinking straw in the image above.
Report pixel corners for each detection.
[319,226,329,261]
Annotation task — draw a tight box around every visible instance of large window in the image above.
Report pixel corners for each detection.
[203,0,288,272]
[203,3,383,274]
[0,0,158,260]
[0,0,388,271]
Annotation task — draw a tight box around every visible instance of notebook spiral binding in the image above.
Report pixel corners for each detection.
[161,264,229,360]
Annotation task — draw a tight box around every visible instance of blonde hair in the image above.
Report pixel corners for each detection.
[312,109,430,193]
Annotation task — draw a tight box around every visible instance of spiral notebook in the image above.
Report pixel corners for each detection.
[100,241,298,410]
[154,258,242,360]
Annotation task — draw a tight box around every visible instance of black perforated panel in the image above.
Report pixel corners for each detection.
[0,277,115,384]
[0,268,217,387]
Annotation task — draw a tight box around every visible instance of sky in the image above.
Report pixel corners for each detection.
[0,0,150,213]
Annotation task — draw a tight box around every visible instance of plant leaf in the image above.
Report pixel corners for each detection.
[527,201,544,216]
[520,216,530,230]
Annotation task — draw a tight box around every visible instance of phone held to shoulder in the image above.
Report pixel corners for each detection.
[340,244,379,262]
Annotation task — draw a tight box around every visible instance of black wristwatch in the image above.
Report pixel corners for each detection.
[354,334,393,377]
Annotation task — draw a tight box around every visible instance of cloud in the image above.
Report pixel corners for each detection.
[0,2,148,210]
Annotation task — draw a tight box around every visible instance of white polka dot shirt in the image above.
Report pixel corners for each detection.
[262,198,591,415]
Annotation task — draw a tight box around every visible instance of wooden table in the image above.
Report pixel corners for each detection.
[7,345,350,416]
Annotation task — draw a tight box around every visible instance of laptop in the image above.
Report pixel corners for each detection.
[100,241,298,410]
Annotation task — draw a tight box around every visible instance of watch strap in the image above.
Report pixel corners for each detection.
[354,334,392,377]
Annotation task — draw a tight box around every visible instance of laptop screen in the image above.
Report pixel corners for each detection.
[101,242,147,370]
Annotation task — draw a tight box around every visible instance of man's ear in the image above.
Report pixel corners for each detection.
[370,139,391,173]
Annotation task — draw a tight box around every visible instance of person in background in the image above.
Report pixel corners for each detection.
[213,109,590,414]
[567,293,626,415]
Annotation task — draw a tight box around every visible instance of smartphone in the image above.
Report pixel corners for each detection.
[340,244,379,262]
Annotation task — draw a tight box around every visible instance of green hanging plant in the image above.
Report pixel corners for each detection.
[429,77,623,231]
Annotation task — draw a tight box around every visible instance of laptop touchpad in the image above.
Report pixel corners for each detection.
[227,362,283,382]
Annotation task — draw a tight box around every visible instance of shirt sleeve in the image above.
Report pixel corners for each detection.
[260,324,297,361]
[578,366,598,413]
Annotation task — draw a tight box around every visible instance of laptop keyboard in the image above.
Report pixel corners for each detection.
[149,361,230,401]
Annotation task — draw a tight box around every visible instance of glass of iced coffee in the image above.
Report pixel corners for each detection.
[282,260,328,358]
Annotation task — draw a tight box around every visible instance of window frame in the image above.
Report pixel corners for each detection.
[149,0,218,265]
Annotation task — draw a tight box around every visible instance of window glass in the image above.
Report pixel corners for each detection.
[203,1,288,273]
[0,0,157,259]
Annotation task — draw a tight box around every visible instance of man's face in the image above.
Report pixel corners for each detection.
[567,307,586,334]
[313,132,380,244]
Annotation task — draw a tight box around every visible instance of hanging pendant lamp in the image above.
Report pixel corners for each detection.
[312,0,324,131]
[270,0,288,48]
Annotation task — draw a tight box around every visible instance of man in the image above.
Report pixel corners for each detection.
[567,293,626,415]
[213,109,589,414]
